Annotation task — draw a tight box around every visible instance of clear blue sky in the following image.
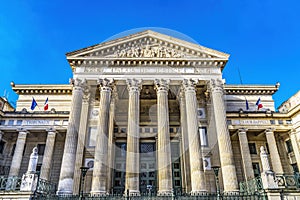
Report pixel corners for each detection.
[1,0,299,109]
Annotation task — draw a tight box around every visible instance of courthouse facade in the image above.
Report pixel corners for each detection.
[0,30,300,196]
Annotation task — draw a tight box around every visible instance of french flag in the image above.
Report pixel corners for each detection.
[44,97,49,111]
[256,98,263,110]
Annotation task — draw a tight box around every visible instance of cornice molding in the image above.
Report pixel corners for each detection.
[12,84,73,95]
[224,84,279,95]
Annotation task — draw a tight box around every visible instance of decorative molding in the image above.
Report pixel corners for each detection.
[154,79,170,92]
[225,85,279,95]
[113,44,185,58]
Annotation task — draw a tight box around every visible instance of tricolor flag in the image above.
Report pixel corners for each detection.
[44,97,49,111]
[256,98,263,110]
[31,98,38,110]
[246,99,249,110]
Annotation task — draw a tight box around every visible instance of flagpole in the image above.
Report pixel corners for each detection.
[238,67,249,111]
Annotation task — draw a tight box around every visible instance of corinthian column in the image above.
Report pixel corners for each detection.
[155,79,173,196]
[40,128,57,180]
[73,86,91,193]
[57,78,85,195]
[238,128,254,181]
[179,90,191,193]
[210,79,238,192]
[107,90,118,193]
[91,78,113,195]
[265,128,283,174]
[9,128,28,177]
[125,79,141,196]
[183,79,206,194]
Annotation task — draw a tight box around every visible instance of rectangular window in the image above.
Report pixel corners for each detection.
[114,127,119,133]
[286,139,293,153]
[248,143,257,154]
[120,128,126,133]
[286,120,292,124]
[153,128,157,133]
[0,120,5,125]
[199,127,208,147]
[278,120,283,125]
[116,143,126,157]
[145,128,150,133]
[8,120,14,126]
[169,128,174,133]
[37,144,46,155]
[11,144,16,156]
[270,120,275,125]
[0,141,5,154]
[54,120,60,125]
[16,120,22,126]
[252,163,261,177]
[62,120,68,125]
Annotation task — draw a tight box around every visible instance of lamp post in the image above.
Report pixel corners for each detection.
[79,166,89,198]
[212,166,221,199]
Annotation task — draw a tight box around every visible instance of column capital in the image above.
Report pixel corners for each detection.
[288,129,297,135]
[210,78,224,94]
[98,78,114,92]
[70,78,87,91]
[238,128,248,133]
[46,127,57,133]
[154,79,170,92]
[126,79,142,93]
[182,79,197,92]
[82,84,91,103]
[17,128,28,134]
[265,128,275,134]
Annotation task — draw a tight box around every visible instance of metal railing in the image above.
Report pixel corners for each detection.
[36,178,57,194]
[239,176,264,194]
[0,176,22,191]
[275,173,300,189]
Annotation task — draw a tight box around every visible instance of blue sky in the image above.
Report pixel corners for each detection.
[0,0,299,109]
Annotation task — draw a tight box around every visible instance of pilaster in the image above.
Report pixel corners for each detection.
[73,85,91,194]
[289,130,300,172]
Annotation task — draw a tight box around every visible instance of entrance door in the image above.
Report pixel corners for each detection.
[140,143,156,194]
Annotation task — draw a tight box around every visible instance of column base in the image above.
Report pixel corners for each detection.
[124,190,140,196]
[90,191,108,196]
[190,190,208,196]
[157,190,173,196]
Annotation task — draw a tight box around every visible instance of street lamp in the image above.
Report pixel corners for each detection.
[79,166,89,197]
[211,166,221,199]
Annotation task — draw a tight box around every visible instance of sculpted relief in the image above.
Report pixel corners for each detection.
[113,45,185,58]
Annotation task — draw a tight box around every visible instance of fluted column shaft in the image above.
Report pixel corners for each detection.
[179,91,191,193]
[290,131,300,171]
[155,79,173,196]
[57,79,85,195]
[40,128,57,180]
[73,88,90,194]
[9,129,28,177]
[125,79,141,196]
[265,129,283,174]
[183,79,206,194]
[238,128,254,181]
[210,79,238,192]
[0,131,2,142]
[91,79,112,195]
[107,92,117,193]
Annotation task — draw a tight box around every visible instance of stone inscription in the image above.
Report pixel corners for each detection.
[232,120,270,125]
[23,120,51,125]
[84,66,219,74]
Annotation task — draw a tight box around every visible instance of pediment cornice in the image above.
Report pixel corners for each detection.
[66,30,230,71]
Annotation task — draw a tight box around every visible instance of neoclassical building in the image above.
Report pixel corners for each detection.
[0,30,299,198]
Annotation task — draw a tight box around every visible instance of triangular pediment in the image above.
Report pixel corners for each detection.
[66,30,229,60]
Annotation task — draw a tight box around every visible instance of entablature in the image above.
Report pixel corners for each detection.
[225,84,279,95]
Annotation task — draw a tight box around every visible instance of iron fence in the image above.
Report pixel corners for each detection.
[0,176,22,191]
[275,173,300,189]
